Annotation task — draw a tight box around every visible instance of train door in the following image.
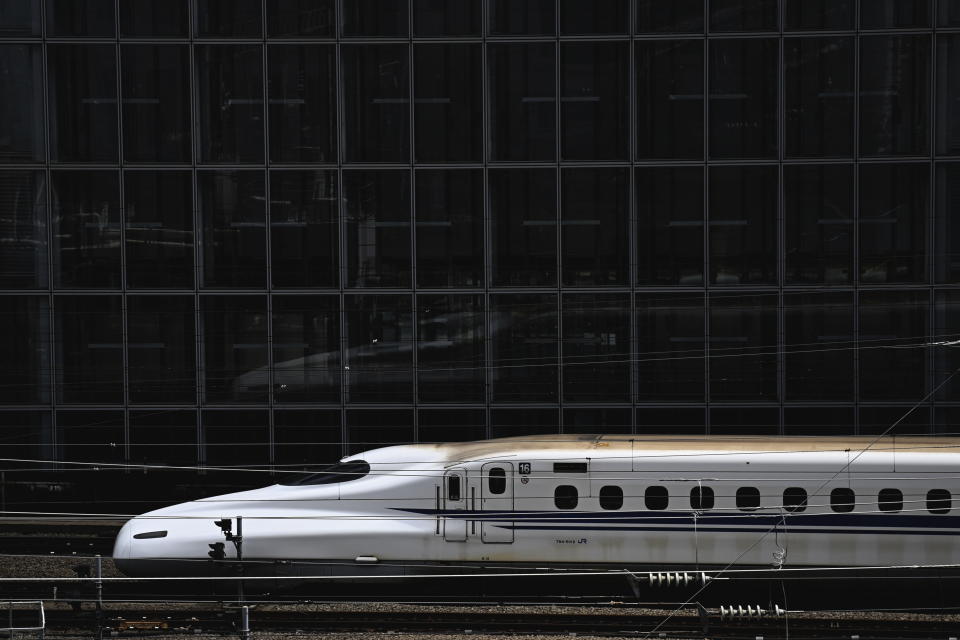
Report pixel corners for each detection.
[443,468,467,542]
[480,462,514,543]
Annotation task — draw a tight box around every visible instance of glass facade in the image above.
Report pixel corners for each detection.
[1,0,958,508]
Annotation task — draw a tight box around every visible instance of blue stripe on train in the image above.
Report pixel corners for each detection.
[503,524,960,536]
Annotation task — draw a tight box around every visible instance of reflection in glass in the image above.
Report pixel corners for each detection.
[275,410,341,469]
[0,1,41,35]
[202,296,269,403]
[491,294,558,402]
[273,296,340,404]
[560,0,628,34]
[130,411,196,467]
[860,36,930,156]
[637,407,704,434]
[51,170,121,288]
[416,170,483,288]
[203,410,269,468]
[271,170,338,288]
[937,35,960,156]
[637,0,703,32]
[342,0,407,36]
[343,170,411,288]
[709,39,777,159]
[0,171,47,288]
[196,0,262,37]
[710,294,778,401]
[710,408,779,435]
[199,171,266,288]
[48,45,117,162]
[0,46,43,163]
[859,163,927,283]
[860,291,927,401]
[490,169,556,287]
[784,407,854,436]
[784,164,853,284]
[414,0,480,35]
[941,1,960,26]
[861,0,930,28]
[417,295,485,402]
[120,0,189,37]
[489,0,555,35]
[1,413,51,469]
[0,297,49,404]
[784,0,853,29]
[419,409,486,442]
[125,171,193,288]
[347,409,414,454]
[46,0,114,36]
[709,165,777,285]
[56,296,123,404]
[785,37,854,158]
[489,43,555,161]
[414,44,482,163]
[636,40,703,160]
[637,294,705,401]
[935,291,960,400]
[57,411,124,464]
[636,167,703,286]
[268,0,335,37]
[121,45,191,163]
[562,294,629,402]
[860,406,928,435]
[563,408,631,434]
[268,45,336,163]
[784,293,854,401]
[491,408,559,438]
[343,45,409,163]
[197,45,264,163]
[709,0,778,31]
[935,163,960,283]
[561,42,628,161]
[345,296,413,403]
[561,168,628,286]
[128,296,196,404]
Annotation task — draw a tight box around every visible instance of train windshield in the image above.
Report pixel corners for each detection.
[279,460,371,486]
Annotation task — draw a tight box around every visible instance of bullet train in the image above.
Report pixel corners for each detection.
[114,434,960,605]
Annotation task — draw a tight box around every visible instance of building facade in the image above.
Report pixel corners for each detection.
[2,0,960,507]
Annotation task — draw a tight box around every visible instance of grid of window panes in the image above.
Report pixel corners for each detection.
[2,0,960,504]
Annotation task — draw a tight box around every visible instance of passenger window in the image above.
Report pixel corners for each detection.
[927,489,952,514]
[831,487,855,513]
[555,485,578,510]
[644,485,669,510]
[488,467,506,494]
[690,486,714,510]
[878,488,902,513]
[736,487,760,511]
[783,487,807,513]
[599,485,623,510]
[447,475,461,501]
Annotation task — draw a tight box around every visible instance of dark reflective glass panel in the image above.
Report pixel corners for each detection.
[860,291,928,401]
[196,0,262,37]
[0,297,49,404]
[936,164,960,283]
[342,0,407,36]
[936,291,960,400]
[489,0,554,34]
[48,45,117,163]
[130,411,196,468]
[936,406,960,434]
[860,405,929,435]
[57,411,124,464]
[268,0,335,37]
[199,171,266,288]
[271,170,338,288]
[561,168,628,286]
[51,170,121,288]
[491,408,559,438]
[345,296,413,403]
[416,169,483,288]
[489,43,556,162]
[202,296,269,403]
[561,42,628,161]
[268,45,336,163]
[46,0,114,36]
[710,294,778,401]
[203,410,269,469]
[273,296,340,404]
[637,294,706,401]
[560,0,628,34]
[0,46,43,163]
[419,409,486,442]
[941,0,960,26]
[562,294,630,402]
[0,1,41,36]
[275,410,341,470]
[784,292,854,401]
[197,46,264,164]
[784,0,853,29]
[784,407,854,436]
[490,169,557,287]
[860,36,930,157]
[0,171,47,288]
[128,296,196,404]
[120,0,189,37]
[563,408,631,434]
[347,409,414,455]
[859,163,928,284]
[709,165,777,285]
[414,44,482,163]
[491,294,558,402]
[636,167,704,286]
[55,296,123,404]
[414,0,480,35]
[343,45,409,163]
[712,407,779,435]
[343,170,411,288]
[417,294,485,403]
[710,39,777,159]
[784,164,854,284]
[937,35,960,157]
[124,171,194,289]
[636,39,704,160]
[636,0,704,32]
[636,407,705,434]
[121,45,191,163]
[785,37,854,159]
[862,0,931,28]
[709,0,777,31]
